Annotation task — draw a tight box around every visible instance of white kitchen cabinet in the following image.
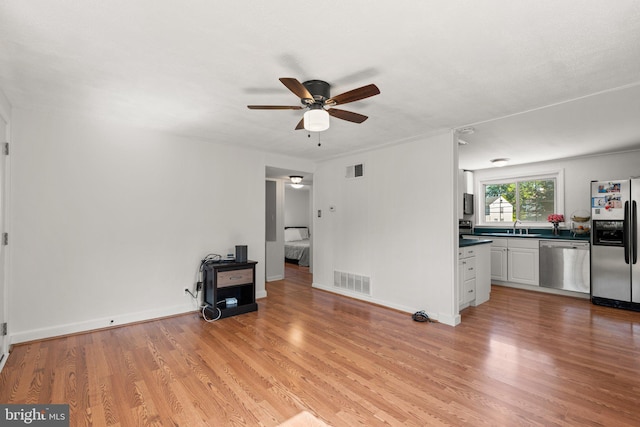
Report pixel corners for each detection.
[507,239,539,286]
[489,238,508,281]
[462,255,476,304]
[458,243,491,309]
[474,244,491,305]
[487,237,539,286]
[458,258,464,306]
[463,278,476,304]
[459,247,476,307]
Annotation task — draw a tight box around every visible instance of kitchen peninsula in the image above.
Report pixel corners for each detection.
[464,229,590,299]
[458,238,492,310]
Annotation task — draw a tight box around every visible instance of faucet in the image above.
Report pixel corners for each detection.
[513,219,522,234]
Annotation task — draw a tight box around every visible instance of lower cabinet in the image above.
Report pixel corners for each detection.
[458,243,491,309]
[507,245,539,285]
[459,250,476,305]
[490,238,508,281]
[489,238,540,287]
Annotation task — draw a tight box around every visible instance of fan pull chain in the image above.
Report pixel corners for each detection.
[306,131,321,147]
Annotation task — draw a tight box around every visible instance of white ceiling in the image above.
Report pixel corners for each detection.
[458,83,640,170]
[2,1,640,168]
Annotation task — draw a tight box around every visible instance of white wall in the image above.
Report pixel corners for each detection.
[6,102,462,341]
[473,150,640,223]
[313,133,460,325]
[0,89,10,121]
[9,107,268,343]
[285,186,310,227]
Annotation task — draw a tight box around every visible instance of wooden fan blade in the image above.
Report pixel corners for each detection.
[279,78,314,102]
[247,105,303,110]
[295,117,305,130]
[326,84,380,106]
[328,108,368,124]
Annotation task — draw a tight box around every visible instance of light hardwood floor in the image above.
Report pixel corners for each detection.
[1,264,640,426]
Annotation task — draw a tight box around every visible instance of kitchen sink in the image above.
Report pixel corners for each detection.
[481,232,542,238]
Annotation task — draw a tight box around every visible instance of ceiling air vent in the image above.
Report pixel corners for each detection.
[346,163,364,179]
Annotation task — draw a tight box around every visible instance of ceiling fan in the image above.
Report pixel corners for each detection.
[247,78,380,132]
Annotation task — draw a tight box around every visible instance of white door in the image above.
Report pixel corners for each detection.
[0,117,6,363]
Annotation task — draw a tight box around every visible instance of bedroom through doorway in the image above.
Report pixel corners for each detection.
[283,176,312,278]
[265,167,313,283]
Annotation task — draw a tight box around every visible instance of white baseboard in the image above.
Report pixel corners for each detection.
[437,313,461,326]
[311,282,414,315]
[10,303,195,345]
[311,282,461,327]
[266,275,284,282]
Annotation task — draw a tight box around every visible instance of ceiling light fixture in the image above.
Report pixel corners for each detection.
[303,107,330,132]
[490,158,510,167]
[289,176,304,189]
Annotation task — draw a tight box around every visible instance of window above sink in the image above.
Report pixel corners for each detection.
[477,169,565,228]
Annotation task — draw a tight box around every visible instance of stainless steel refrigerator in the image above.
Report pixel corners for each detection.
[591,179,640,310]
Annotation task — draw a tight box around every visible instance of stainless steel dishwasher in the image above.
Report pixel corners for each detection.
[539,240,590,293]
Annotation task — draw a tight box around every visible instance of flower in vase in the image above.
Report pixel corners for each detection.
[547,214,564,224]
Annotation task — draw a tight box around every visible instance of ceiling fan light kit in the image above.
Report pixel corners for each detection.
[303,108,330,132]
[248,77,380,133]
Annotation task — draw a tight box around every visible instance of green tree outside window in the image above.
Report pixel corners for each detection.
[484,179,555,223]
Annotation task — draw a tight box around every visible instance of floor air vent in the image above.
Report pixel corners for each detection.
[333,271,371,295]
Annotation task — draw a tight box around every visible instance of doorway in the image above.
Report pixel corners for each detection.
[265,167,313,282]
[284,183,312,276]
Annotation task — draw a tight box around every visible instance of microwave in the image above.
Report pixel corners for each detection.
[463,193,474,215]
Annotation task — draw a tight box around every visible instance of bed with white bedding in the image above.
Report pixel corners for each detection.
[284,227,310,267]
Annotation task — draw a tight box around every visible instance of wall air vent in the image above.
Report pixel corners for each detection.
[345,163,364,179]
[333,270,371,295]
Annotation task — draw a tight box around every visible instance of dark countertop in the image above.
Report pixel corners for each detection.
[459,238,493,247]
[469,228,590,242]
